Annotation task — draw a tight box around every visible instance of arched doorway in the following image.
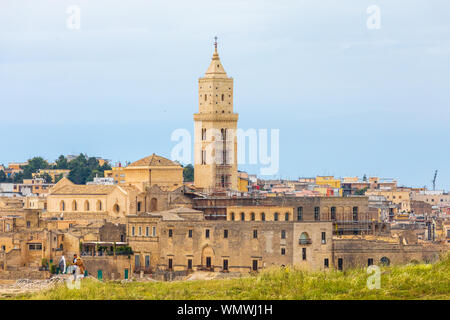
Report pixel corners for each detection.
[380,257,390,266]
[150,198,158,211]
[201,245,214,270]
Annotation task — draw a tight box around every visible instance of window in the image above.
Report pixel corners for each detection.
[205,229,210,238]
[297,207,303,221]
[252,260,258,271]
[28,243,42,250]
[201,150,206,165]
[251,212,255,221]
[188,229,193,238]
[72,200,77,211]
[85,200,90,211]
[131,226,135,236]
[223,259,229,271]
[324,258,329,268]
[231,212,235,221]
[353,207,358,221]
[138,226,142,236]
[168,258,173,270]
[221,94,224,101]
[168,229,173,237]
[285,212,289,221]
[204,94,207,101]
[281,247,286,255]
[274,212,279,221]
[338,258,343,271]
[137,202,141,212]
[331,207,336,220]
[224,229,228,238]
[281,230,286,239]
[152,226,156,237]
[321,232,326,244]
[261,212,265,221]
[97,200,102,211]
[240,212,245,221]
[146,226,149,237]
[187,259,193,270]
[368,258,374,266]
[145,255,150,268]
[253,229,258,239]
[26,221,31,228]
[314,207,320,221]
[302,248,307,261]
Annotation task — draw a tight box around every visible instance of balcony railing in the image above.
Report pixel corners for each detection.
[299,238,312,245]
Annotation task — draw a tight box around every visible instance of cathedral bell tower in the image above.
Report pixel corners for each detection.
[193,38,238,192]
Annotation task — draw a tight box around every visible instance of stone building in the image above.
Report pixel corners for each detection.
[127,207,333,274]
[194,39,238,192]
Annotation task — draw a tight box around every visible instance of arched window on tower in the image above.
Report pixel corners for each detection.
[204,94,207,101]
[221,94,224,101]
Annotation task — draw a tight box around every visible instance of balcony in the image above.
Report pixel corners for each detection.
[298,238,312,245]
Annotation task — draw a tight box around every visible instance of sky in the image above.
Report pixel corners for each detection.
[0,0,449,190]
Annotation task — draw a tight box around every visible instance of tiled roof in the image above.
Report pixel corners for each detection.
[51,185,117,195]
[128,154,179,167]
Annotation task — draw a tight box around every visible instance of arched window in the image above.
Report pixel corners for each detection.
[60,201,65,211]
[204,94,207,101]
[72,200,77,211]
[331,207,336,220]
[285,212,289,221]
[137,201,142,212]
[113,204,120,213]
[251,212,255,221]
[380,257,390,266]
[231,212,235,221]
[221,94,224,101]
[84,200,90,211]
[274,212,279,221]
[96,200,102,211]
[240,212,245,221]
[299,232,311,245]
[261,212,265,221]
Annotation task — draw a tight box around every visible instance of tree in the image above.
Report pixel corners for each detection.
[54,155,68,169]
[40,172,53,183]
[13,172,24,183]
[183,164,194,182]
[355,187,368,195]
[0,170,6,182]
[67,154,112,184]
[22,157,50,179]
[362,174,367,182]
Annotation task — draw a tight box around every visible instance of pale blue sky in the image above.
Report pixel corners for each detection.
[1,0,449,190]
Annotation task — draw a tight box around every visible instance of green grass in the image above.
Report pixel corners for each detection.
[10,254,450,300]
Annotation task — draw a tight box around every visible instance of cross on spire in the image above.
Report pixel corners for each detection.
[214,36,218,52]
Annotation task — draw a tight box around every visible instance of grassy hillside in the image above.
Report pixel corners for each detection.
[12,254,450,300]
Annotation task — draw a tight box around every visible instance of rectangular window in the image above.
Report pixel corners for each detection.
[138,226,142,236]
[188,229,193,238]
[281,230,286,239]
[187,259,193,270]
[321,232,326,244]
[324,258,329,268]
[314,207,320,221]
[168,229,173,238]
[134,255,140,267]
[26,221,31,228]
[145,255,150,268]
[297,207,303,221]
[131,226,135,236]
[331,207,336,220]
[146,226,149,237]
[353,207,358,221]
[168,258,173,270]
[223,259,229,271]
[302,248,307,261]
[205,229,210,238]
[224,229,228,238]
[152,226,156,237]
[201,150,206,165]
[338,258,343,271]
[252,260,258,271]
[368,258,374,266]
[281,247,286,255]
[253,229,258,239]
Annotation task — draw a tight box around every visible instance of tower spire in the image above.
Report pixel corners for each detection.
[214,36,218,53]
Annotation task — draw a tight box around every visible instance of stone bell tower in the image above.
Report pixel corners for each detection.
[193,38,238,192]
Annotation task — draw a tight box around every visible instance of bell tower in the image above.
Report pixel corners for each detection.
[194,38,238,192]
